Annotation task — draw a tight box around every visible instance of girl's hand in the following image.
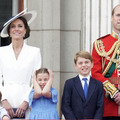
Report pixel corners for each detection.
[48,69,54,82]
[33,70,42,98]
[42,69,53,98]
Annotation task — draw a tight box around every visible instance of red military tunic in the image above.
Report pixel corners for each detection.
[92,32,120,117]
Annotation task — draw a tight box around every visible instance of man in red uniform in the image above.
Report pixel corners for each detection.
[92,4,120,120]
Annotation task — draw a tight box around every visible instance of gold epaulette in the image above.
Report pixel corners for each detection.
[95,36,120,76]
[103,80,119,98]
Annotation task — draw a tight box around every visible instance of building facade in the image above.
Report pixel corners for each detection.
[0,0,120,118]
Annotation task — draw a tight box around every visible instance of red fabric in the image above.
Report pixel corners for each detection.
[91,35,119,117]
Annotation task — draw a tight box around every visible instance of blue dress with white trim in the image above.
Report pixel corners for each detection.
[29,87,59,119]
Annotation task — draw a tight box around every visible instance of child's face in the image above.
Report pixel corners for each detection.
[75,57,93,77]
[36,73,49,89]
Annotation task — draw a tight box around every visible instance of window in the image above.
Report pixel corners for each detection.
[18,0,24,13]
[0,0,24,46]
[0,0,12,46]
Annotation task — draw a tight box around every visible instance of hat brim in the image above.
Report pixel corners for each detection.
[0,10,37,38]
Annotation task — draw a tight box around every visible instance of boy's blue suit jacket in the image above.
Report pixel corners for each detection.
[61,75,104,120]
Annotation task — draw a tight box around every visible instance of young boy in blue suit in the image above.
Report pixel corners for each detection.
[61,51,104,120]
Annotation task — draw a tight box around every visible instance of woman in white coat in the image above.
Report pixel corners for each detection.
[0,9,41,119]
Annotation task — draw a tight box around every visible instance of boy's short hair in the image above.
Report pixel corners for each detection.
[74,51,93,64]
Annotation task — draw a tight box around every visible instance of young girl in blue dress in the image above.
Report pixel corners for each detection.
[29,68,59,119]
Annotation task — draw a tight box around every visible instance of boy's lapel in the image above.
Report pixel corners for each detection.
[74,75,86,101]
[86,77,96,103]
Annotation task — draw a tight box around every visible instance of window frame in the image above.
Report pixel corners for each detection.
[18,0,24,12]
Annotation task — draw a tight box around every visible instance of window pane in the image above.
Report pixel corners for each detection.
[0,0,12,46]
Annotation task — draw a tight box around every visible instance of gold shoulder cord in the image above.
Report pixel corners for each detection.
[94,38,120,98]
[95,40,119,76]
[95,40,118,56]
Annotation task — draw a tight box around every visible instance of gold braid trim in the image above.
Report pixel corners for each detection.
[95,39,118,57]
[95,40,120,76]
[103,80,119,98]
[103,43,120,75]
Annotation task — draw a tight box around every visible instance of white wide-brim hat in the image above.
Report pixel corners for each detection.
[0,8,37,38]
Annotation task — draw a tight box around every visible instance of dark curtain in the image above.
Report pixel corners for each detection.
[0,0,12,46]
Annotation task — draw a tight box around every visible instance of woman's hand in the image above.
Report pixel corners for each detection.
[15,101,28,118]
[2,99,15,118]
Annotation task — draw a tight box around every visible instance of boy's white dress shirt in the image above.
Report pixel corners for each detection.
[79,74,90,89]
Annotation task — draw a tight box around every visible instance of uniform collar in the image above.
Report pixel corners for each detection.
[111,31,120,39]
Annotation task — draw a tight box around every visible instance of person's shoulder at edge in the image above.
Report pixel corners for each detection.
[91,76,103,85]
[97,34,110,40]
[25,43,40,49]
[24,43,40,54]
[0,44,11,55]
[65,75,78,84]
[0,43,11,48]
